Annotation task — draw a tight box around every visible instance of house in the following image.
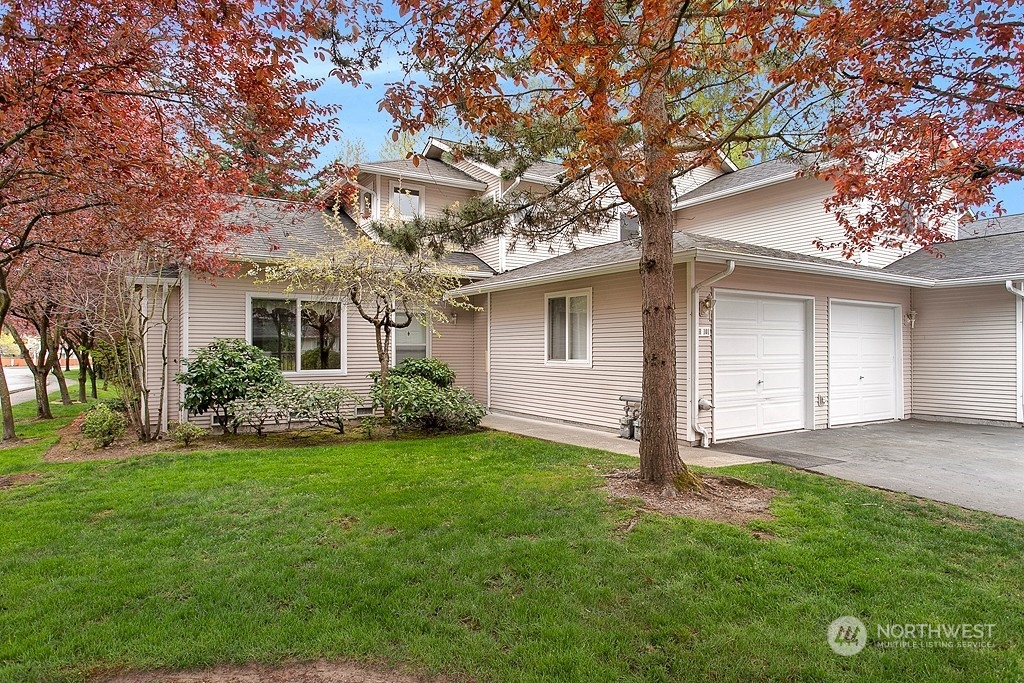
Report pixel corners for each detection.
[149,140,1024,444]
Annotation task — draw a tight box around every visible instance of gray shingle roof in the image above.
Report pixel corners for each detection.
[521,160,565,181]
[359,158,485,187]
[466,230,868,290]
[674,156,810,205]
[442,251,495,274]
[222,196,489,276]
[225,196,359,258]
[958,213,1024,239]
[883,231,1024,280]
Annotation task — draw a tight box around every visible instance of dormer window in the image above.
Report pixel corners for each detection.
[392,184,424,220]
[359,189,375,221]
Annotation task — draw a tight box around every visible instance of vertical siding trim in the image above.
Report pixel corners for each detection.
[1017,288,1024,423]
[487,291,492,408]
[685,261,695,441]
[180,270,190,422]
[160,283,170,435]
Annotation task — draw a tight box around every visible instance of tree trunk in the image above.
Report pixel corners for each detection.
[34,370,53,419]
[53,362,72,405]
[635,82,700,492]
[0,284,16,441]
[0,362,15,442]
[90,364,98,398]
[375,324,394,420]
[78,355,89,403]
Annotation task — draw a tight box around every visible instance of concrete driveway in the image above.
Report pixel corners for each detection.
[712,420,1024,520]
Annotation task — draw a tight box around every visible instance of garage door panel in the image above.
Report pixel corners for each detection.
[762,301,806,327]
[762,332,806,359]
[715,368,759,394]
[716,299,759,324]
[830,303,898,426]
[761,367,804,391]
[716,333,759,359]
[761,401,806,430]
[714,295,809,440]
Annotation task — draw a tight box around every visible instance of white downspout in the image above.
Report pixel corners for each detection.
[1007,280,1024,424]
[690,260,735,447]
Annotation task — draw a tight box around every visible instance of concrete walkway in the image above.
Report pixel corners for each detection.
[481,413,768,468]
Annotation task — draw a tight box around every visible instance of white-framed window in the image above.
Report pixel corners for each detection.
[393,310,430,363]
[545,288,592,365]
[358,186,376,221]
[247,294,346,374]
[391,182,424,220]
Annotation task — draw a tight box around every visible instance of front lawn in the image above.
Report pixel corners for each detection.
[1,398,1022,682]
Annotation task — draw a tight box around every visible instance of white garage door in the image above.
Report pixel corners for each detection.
[714,294,809,439]
[829,302,899,426]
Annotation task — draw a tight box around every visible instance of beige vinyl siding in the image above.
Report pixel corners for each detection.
[502,222,621,271]
[489,270,651,433]
[430,304,477,393]
[677,177,912,268]
[450,159,502,197]
[470,237,504,273]
[142,283,181,430]
[472,294,489,402]
[179,269,472,425]
[674,164,725,197]
[910,285,1020,423]
[694,263,913,435]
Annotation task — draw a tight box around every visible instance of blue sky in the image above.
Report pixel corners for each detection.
[306,66,1024,218]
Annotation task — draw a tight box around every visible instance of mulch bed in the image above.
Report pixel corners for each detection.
[93,660,453,683]
[604,469,778,529]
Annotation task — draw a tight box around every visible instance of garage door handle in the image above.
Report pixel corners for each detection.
[859,375,865,380]
[757,379,764,385]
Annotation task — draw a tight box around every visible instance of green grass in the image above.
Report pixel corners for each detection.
[0,395,1022,682]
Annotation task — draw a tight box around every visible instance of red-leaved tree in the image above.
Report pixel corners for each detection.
[361,0,1022,491]
[0,0,363,439]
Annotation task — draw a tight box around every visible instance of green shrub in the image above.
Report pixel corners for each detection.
[170,421,207,447]
[292,384,362,434]
[176,339,284,430]
[392,357,456,388]
[82,404,127,447]
[98,397,128,414]
[229,386,293,436]
[370,374,485,433]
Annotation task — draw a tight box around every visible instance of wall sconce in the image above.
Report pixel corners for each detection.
[904,310,917,328]
[451,313,457,326]
[699,295,716,317]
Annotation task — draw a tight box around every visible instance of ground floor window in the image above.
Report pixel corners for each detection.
[394,311,428,363]
[250,297,344,372]
[546,289,591,363]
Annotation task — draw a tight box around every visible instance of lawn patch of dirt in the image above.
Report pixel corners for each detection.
[0,471,43,490]
[44,415,169,463]
[94,660,453,683]
[604,469,777,529]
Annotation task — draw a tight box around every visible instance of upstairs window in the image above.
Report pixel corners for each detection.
[546,289,591,364]
[619,212,640,241]
[393,185,423,220]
